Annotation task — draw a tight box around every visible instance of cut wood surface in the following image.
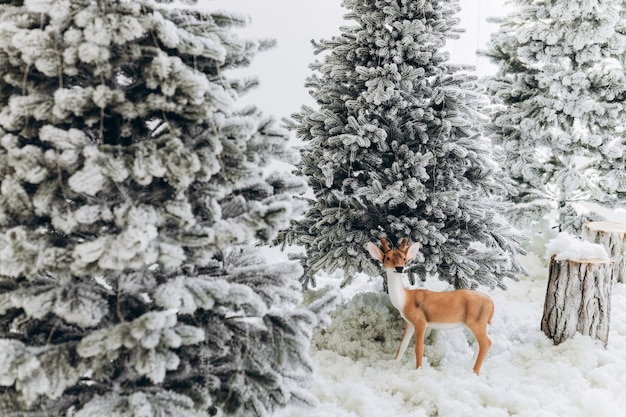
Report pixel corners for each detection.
[583,221,626,283]
[541,256,614,347]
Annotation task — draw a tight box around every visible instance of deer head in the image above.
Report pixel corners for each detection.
[367,237,421,273]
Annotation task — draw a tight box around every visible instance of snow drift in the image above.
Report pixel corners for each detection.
[277,252,626,417]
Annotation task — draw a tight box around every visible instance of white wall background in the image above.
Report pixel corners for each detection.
[203,0,512,119]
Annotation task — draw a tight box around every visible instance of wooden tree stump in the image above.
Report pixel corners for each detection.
[541,255,614,347]
[582,221,626,284]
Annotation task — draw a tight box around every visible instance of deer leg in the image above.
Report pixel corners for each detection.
[413,321,427,369]
[468,324,491,375]
[395,321,415,360]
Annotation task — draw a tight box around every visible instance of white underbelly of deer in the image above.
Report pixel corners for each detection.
[427,322,464,330]
[368,237,494,375]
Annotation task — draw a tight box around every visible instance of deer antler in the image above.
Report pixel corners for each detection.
[398,237,409,251]
[380,237,391,253]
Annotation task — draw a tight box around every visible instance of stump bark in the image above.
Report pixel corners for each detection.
[582,221,626,284]
[541,256,614,347]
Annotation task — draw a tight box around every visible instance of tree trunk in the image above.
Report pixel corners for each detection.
[582,221,626,284]
[541,255,614,347]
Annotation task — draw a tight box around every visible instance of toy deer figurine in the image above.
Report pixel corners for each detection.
[367,237,494,375]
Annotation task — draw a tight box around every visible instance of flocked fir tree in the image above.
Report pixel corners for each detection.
[280,0,526,290]
[0,1,336,416]
[483,0,626,232]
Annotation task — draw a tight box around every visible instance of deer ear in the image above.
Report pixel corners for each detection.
[366,242,383,261]
[406,242,421,260]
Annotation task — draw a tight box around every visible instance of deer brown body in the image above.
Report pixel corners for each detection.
[367,238,494,375]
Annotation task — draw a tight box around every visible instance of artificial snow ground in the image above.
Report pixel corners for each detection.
[276,252,626,417]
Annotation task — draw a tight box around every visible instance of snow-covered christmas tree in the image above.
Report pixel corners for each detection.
[280,0,526,290]
[483,0,626,231]
[0,1,332,416]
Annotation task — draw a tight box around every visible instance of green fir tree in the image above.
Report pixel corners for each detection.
[483,0,626,231]
[0,1,335,416]
[280,0,526,290]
